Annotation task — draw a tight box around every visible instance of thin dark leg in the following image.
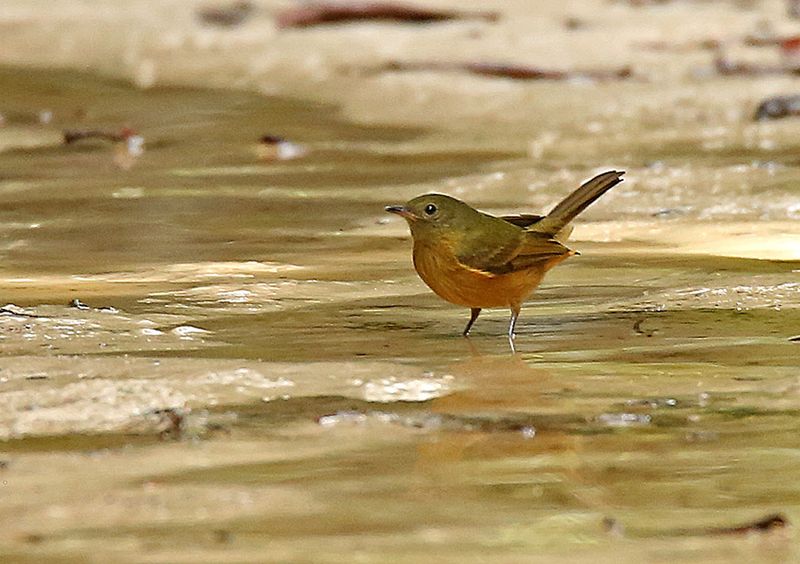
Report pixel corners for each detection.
[507,305,521,353]
[508,305,521,339]
[463,307,481,336]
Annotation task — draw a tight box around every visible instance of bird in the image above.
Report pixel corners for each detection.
[385,170,624,340]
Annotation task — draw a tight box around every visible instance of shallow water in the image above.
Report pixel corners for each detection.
[0,67,798,562]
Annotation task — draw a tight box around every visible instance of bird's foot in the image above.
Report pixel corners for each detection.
[507,334,517,354]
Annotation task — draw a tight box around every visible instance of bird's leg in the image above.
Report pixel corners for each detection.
[508,304,521,339]
[463,307,481,336]
[506,305,521,353]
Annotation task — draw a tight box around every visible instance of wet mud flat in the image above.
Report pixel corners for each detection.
[0,66,798,562]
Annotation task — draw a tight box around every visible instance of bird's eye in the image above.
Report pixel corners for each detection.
[424,203,438,216]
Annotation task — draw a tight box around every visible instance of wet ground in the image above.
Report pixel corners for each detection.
[0,64,798,562]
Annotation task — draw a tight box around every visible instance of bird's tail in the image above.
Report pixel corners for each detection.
[527,170,624,236]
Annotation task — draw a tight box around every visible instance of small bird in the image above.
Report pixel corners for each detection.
[386,170,624,339]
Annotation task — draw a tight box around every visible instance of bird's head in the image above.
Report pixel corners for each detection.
[385,194,477,241]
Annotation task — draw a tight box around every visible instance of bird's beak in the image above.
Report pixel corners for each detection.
[385,205,417,221]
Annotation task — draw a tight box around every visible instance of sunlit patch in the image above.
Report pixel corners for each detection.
[0,379,190,439]
[595,413,652,427]
[639,281,800,311]
[171,325,211,339]
[195,368,294,390]
[0,303,208,356]
[216,289,254,303]
[146,278,422,315]
[84,261,302,282]
[575,220,800,260]
[682,234,800,261]
[317,411,369,428]
[361,374,453,402]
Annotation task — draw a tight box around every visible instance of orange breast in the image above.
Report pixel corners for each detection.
[412,240,570,308]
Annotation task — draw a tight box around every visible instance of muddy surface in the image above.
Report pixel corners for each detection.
[0,4,799,559]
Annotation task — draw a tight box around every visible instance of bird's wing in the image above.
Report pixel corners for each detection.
[501,213,573,242]
[500,214,544,228]
[455,231,571,276]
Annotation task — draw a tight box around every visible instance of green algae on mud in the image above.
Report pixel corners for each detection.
[0,66,798,563]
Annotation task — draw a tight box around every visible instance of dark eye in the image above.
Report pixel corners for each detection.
[424,203,438,216]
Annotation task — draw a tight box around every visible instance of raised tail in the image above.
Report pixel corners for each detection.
[527,170,624,236]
